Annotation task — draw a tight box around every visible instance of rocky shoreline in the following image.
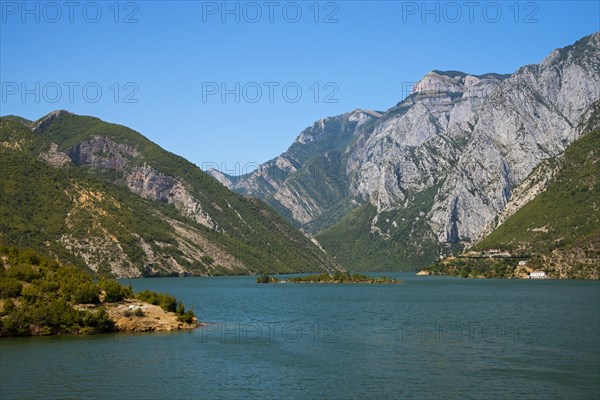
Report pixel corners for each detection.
[104,299,199,333]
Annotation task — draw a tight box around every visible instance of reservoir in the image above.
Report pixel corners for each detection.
[1,274,599,399]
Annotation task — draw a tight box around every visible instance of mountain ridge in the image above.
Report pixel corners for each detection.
[210,32,600,271]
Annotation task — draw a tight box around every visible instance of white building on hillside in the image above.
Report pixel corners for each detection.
[530,270,547,279]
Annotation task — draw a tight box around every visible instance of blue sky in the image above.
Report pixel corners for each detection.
[1,1,599,174]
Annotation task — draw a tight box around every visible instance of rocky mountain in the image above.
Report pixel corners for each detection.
[427,121,600,279]
[0,112,341,277]
[211,32,600,271]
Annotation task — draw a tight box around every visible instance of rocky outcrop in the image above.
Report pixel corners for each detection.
[125,165,217,230]
[64,136,218,230]
[349,71,506,211]
[67,135,140,171]
[38,143,72,167]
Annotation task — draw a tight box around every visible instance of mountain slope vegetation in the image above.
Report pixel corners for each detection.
[0,245,196,336]
[0,113,340,277]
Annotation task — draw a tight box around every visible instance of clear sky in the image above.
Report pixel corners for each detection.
[1,1,598,174]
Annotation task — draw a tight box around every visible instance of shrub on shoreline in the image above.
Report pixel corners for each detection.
[0,245,196,336]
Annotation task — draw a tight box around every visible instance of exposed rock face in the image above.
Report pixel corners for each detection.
[428,34,600,244]
[125,164,217,230]
[38,143,71,167]
[67,135,140,172]
[65,136,217,230]
[475,159,561,242]
[349,71,506,211]
[210,32,600,268]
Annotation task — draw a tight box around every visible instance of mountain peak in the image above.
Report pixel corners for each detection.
[412,70,508,95]
[33,110,72,133]
[541,31,600,68]
[39,109,71,119]
[411,70,471,94]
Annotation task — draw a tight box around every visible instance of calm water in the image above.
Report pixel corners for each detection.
[1,274,599,399]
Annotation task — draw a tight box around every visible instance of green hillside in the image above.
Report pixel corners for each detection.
[317,184,442,271]
[0,112,340,277]
[477,129,600,254]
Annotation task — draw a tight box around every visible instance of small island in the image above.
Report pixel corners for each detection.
[257,271,401,284]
